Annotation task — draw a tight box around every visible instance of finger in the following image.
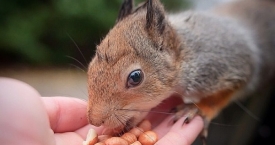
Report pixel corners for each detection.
[42,97,88,133]
[55,132,83,145]
[0,77,55,145]
[75,124,104,139]
[156,116,203,145]
[54,127,103,145]
[153,115,175,138]
[55,125,104,144]
[146,96,183,128]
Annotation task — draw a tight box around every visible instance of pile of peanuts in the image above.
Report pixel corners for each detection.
[83,120,158,145]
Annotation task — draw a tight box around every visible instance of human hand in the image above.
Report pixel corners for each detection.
[0,77,203,145]
[0,77,102,145]
[146,96,204,145]
[153,115,203,145]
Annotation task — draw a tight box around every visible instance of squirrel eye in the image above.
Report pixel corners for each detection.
[127,69,143,88]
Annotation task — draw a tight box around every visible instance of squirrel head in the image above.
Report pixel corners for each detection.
[87,0,181,132]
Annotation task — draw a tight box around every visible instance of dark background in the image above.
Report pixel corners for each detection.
[252,92,275,145]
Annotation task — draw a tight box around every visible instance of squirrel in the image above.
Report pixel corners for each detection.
[87,0,275,144]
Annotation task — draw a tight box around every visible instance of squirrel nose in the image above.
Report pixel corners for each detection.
[88,110,106,127]
[90,119,104,127]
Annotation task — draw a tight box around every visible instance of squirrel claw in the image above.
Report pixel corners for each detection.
[200,134,207,145]
[200,117,210,145]
[171,103,199,124]
[170,104,209,144]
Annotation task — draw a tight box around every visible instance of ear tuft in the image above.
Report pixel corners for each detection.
[146,0,166,34]
[116,0,134,23]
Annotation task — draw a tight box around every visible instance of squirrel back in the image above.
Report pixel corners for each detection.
[167,0,275,103]
[213,0,275,90]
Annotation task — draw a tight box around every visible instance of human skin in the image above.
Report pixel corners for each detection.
[0,77,203,145]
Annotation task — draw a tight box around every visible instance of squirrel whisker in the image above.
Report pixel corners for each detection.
[66,32,89,66]
[117,108,175,115]
[234,100,260,121]
[66,56,87,71]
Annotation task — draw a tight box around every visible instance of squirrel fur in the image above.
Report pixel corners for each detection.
[87,0,275,143]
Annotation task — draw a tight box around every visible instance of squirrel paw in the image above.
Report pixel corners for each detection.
[170,103,199,123]
[170,104,209,145]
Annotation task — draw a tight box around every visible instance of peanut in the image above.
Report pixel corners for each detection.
[130,141,142,145]
[129,127,144,137]
[98,135,112,142]
[121,132,137,144]
[137,119,151,132]
[104,137,128,145]
[138,131,158,145]
[94,143,106,145]
[83,120,158,145]
[83,128,98,145]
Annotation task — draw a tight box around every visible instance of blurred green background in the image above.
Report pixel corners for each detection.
[0,0,189,67]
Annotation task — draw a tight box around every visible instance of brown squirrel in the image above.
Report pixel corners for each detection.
[87,0,275,144]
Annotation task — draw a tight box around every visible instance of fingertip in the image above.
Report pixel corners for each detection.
[42,96,89,133]
[190,116,204,128]
[171,115,204,138]
[0,77,55,145]
[0,77,41,98]
[157,116,204,145]
[153,115,174,138]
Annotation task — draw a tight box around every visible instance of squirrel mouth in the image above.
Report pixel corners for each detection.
[145,94,184,128]
[102,119,133,136]
[103,94,184,136]
[124,117,135,132]
[109,117,135,136]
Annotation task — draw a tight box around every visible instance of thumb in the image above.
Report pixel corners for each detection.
[155,116,204,145]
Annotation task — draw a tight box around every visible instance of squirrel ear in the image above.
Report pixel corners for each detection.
[146,0,166,35]
[116,0,134,23]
